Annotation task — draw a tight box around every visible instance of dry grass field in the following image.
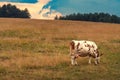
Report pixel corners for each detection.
[0,18,120,80]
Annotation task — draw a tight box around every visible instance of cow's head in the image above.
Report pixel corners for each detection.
[70,41,75,50]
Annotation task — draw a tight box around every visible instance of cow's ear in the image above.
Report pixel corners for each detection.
[70,41,75,49]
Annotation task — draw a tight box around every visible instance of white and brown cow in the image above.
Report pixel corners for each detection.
[70,40,102,65]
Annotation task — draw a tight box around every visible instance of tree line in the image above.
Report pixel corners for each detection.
[56,13,120,24]
[0,4,30,18]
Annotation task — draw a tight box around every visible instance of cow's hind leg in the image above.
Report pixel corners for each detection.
[96,57,100,64]
[93,54,98,65]
[94,58,98,65]
[95,49,101,64]
[94,56,100,65]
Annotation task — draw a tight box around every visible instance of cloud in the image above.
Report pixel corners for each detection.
[39,6,62,20]
[0,0,62,19]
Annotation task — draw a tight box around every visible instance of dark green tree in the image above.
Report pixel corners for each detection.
[58,12,120,24]
[0,4,31,18]
[19,8,31,18]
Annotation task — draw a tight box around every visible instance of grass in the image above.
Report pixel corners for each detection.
[0,18,120,80]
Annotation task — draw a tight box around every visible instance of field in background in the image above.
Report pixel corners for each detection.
[0,18,120,80]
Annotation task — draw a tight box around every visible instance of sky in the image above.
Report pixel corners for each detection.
[0,0,120,19]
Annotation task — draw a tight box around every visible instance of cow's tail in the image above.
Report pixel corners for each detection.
[69,41,75,56]
[100,53,103,56]
[96,49,103,57]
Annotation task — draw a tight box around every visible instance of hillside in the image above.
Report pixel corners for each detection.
[0,18,120,80]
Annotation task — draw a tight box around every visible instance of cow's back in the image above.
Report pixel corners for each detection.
[70,40,98,54]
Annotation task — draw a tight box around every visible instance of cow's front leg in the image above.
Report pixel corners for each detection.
[71,55,78,65]
[71,56,75,65]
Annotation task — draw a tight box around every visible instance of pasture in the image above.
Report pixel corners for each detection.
[0,18,120,80]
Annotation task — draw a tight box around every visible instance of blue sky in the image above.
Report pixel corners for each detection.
[0,0,120,19]
[0,0,37,3]
[43,0,120,16]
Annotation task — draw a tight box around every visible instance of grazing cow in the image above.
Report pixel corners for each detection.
[70,40,102,65]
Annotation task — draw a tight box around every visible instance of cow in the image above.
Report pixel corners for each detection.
[70,40,102,65]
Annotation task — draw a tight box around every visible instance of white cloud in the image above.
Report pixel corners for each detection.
[0,0,62,19]
[39,6,62,19]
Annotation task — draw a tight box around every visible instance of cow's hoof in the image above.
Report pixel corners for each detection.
[88,62,91,64]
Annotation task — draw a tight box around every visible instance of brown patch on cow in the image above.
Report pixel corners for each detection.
[88,47,90,51]
[89,53,96,58]
[84,44,87,47]
[87,44,91,47]
[77,43,80,49]
[78,52,89,57]
[70,41,75,50]
[84,44,89,47]
[86,44,95,49]
[81,48,83,49]
[92,45,94,48]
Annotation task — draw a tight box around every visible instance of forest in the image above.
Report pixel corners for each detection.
[56,13,120,24]
[0,4,30,18]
